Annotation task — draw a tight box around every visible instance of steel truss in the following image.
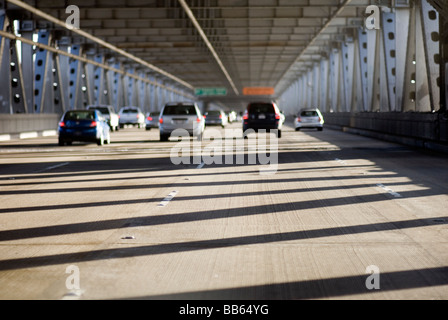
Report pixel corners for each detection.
[280,0,442,115]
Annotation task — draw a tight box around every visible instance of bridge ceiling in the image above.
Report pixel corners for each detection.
[8,0,371,98]
[8,0,373,100]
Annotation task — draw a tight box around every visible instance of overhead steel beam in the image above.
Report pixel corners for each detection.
[5,0,195,92]
[177,0,239,96]
[274,0,354,96]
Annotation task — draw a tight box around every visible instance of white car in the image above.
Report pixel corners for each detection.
[119,107,145,129]
[295,108,324,131]
[87,105,120,132]
[159,102,205,141]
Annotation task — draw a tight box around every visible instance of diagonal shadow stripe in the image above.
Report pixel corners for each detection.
[0,188,441,242]
[0,217,446,272]
[123,266,448,300]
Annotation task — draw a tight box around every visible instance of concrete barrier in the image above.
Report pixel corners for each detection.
[0,114,60,140]
[322,112,448,153]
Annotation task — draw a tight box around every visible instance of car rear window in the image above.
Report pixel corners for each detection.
[122,109,138,114]
[301,111,319,117]
[163,105,197,115]
[207,111,221,116]
[65,111,95,121]
[91,107,110,114]
[248,103,275,114]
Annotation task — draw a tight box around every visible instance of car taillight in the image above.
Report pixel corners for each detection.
[275,113,281,120]
[318,117,322,122]
[159,118,164,124]
[147,117,153,121]
[197,117,202,123]
[219,114,223,119]
[59,121,65,128]
[243,112,249,120]
[297,117,302,122]
[90,121,97,127]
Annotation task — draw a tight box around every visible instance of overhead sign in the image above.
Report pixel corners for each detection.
[195,88,228,96]
[243,87,275,96]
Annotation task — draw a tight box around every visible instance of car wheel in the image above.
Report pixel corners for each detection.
[295,128,301,132]
[318,127,323,131]
[160,134,169,142]
[58,139,65,146]
[277,130,282,138]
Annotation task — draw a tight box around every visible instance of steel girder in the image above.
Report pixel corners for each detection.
[279,0,442,116]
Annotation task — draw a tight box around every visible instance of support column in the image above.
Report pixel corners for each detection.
[382,11,397,111]
[19,21,34,114]
[68,44,81,110]
[341,41,355,112]
[34,30,51,113]
[421,0,440,112]
[93,54,105,105]
[440,4,448,113]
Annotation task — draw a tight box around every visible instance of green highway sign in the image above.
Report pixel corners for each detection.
[195,87,228,96]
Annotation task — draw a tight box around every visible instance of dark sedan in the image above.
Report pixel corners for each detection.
[58,110,111,146]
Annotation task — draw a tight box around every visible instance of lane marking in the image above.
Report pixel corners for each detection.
[158,191,178,207]
[34,162,70,173]
[376,183,402,198]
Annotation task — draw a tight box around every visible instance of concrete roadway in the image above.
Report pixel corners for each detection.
[0,123,447,300]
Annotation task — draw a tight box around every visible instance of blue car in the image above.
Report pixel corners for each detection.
[58,110,111,146]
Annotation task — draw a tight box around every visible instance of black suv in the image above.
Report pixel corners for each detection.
[242,102,283,138]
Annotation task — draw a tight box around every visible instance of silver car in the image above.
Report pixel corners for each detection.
[145,112,160,131]
[295,109,324,131]
[159,103,205,141]
[119,106,145,129]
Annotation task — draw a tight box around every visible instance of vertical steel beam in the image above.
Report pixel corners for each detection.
[312,63,320,108]
[68,44,81,110]
[357,28,370,111]
[341,41,355,112]
[10,37,27,113]
[19,22,34,114]
[440,6,448,113]
[93,54,104,105]
[319,59,329,112]
[0,12,8,114]
[84,55,95,107]
[353,39,364,112]
[329,48,339,112]
[382,12,397,111]
[112,61,122,111]
[52,52,66,114]
[421,0,440,112]
[373,26,388,112]
[415,2,431,112]
[126,67,135,107]
[34,30,51,113]
[395,7,411,111]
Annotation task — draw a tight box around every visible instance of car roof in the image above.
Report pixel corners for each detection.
[165,102,196,106]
